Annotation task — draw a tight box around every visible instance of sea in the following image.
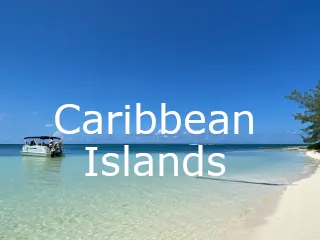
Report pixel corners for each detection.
[0,144,317,239]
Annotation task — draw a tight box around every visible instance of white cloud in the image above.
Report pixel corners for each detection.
[154,129,172,139]
[45,123,55,127]
[53,131,64,139]
[286,130,300,135]
[155,129,162,135]
[290,131,299,135]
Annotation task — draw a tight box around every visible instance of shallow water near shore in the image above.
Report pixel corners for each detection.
[0,144,316,239]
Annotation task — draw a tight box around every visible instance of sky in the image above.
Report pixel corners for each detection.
[0,0,319,144]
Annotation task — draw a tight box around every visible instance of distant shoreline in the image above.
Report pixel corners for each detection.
[259,146,307,150]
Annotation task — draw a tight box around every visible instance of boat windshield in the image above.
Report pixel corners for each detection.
[24,136,62,146]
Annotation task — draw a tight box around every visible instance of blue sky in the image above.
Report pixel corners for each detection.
[0,0,319,144]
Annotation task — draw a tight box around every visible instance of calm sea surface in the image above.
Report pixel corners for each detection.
[0,144,316,239]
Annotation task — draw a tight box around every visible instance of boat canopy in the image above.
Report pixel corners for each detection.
[24,136,62,140]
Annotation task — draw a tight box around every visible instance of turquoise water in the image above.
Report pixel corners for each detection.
[0,144,316,239]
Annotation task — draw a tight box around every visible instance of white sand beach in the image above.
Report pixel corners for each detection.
[248,150,320,240]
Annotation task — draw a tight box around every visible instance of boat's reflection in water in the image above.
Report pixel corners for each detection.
[21,155,65,185]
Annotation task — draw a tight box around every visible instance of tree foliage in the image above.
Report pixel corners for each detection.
[285,80,320,144]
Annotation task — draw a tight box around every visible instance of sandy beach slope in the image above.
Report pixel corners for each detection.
[249,150,320,240]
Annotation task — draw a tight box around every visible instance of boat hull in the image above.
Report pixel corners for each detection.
[20,151,51,157]
[21,145,63,157]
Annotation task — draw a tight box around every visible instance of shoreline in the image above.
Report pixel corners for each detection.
[247,150,320,239]
[216,149,320,240]
[246,150,320,239]
[259,146,307,150]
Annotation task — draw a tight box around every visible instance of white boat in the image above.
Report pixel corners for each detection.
[21,136,64,157]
